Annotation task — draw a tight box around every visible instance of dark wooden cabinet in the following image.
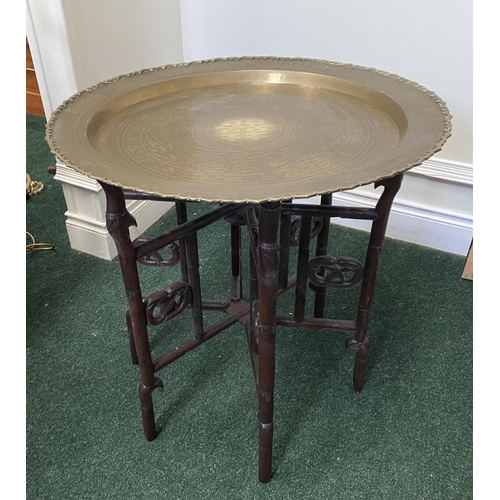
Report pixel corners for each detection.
[26,38,44,117]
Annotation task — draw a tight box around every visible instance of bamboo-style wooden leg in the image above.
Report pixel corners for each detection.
[249,234,259,312]
[247,234,259,393]
[101,182,162,441]
[124,202,188,366]
[349,174,403,392]
[314,193,332,318]
[231,224,243,301]
[257,202,281,483]
[278,200,292,289]
[175,201,189,283]
[185,230,204,341]
[294,216,312,323]
[126,310,139,365]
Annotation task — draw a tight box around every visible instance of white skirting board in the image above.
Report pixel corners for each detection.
[54,163,173,260]
[295,158,473,256]
[328,191,472,256]
[63,199,174,261]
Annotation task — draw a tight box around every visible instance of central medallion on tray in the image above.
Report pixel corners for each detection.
[212,118,279,142]
[194,115,296,150]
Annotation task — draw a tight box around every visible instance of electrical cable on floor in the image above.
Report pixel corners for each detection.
[26,231,54,252]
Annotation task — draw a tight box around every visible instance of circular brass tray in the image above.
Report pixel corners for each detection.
[46,57,451,203]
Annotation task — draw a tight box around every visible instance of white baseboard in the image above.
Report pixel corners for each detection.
[296,158,473,256]
[64,199,174,260]
[330,190,472,256]
[406,157,473,186]
[54,163,173,260]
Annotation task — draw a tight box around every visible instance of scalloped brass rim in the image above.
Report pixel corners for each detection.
[45,56,452,203]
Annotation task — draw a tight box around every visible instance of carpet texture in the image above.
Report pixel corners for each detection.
[26,114,473,499]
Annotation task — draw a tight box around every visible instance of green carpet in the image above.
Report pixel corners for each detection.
[26,114,472,499]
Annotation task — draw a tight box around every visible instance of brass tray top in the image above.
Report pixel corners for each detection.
[46,57,451,203]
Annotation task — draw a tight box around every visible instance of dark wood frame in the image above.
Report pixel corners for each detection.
[100,172,403,483]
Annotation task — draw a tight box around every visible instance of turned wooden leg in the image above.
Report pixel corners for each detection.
[231,224,243,301]
[246,231,259,394]
[244,207,260,393]
[175,201,189,284]
[314,193,332,318]
[185,230,204,341]
[257,202,280,483]
[350,174,403,392]
[346,335,371,393]
[278,200,292,289]
[101,182,162,441]
[125,310,139,365]
[293,216,312,323]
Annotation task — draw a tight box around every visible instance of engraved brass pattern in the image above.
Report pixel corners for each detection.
[213,118,278,142]
[46,57,451,203]
[308,255,364,289]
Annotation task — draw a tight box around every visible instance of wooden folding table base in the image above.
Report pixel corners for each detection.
[101,173,402,483]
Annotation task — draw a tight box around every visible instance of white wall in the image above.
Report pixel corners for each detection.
[180,0,472,165]
[62,0,183,90]
[26,0,80,116]
[27,0,184,116]
[180,0,473,255]
[27,0,184,259]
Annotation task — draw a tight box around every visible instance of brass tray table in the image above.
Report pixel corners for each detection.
[46,57,451,483]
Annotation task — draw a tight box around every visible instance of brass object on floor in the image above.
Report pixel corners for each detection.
[26,174,53,251]
[26,231,54,252]
[26,173,44,198]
